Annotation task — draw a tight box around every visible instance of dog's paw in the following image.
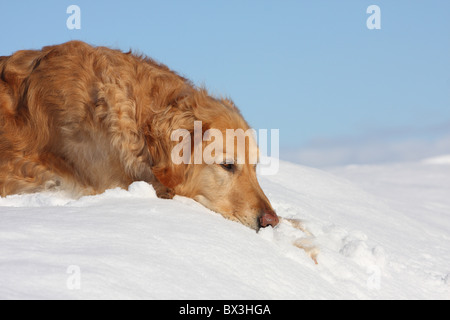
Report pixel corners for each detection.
[44,179,62,191]
[155,186,175,199]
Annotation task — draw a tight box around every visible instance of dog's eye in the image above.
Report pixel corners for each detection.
[220,163,235,172]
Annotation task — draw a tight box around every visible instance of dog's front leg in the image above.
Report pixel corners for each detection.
[151,176,175,199]
[130,164,175,199]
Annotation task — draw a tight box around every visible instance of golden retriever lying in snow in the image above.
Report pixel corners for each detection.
[0,41,279,231]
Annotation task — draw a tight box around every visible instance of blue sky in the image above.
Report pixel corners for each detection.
[1,1,449,166]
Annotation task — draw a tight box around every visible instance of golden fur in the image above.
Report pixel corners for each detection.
[0,41,278,230]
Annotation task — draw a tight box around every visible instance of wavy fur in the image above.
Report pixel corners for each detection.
[0,41,278,230]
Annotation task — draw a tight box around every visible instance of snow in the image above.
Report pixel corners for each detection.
[422,155,450,165]
[1,157,450,299]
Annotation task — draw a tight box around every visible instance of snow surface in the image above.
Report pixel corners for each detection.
[1,157,449,299]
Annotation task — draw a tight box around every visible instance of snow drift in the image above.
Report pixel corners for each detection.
[1,157,449,299]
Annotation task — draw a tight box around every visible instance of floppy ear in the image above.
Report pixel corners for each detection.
[147,121,213,190]
[144,132,187,190]
[144,89,212,190]
[152,163,186,190]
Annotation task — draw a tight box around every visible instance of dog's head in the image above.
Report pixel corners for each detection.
[149,90,279,231]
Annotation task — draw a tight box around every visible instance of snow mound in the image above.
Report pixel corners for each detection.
[422,154,450,165]
[0,160,449,299]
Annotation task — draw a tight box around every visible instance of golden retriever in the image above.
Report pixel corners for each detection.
[0,41,279,231]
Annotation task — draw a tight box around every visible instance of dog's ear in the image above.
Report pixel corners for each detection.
[152,163,186,190]
[151,121,210,189]
[144,88,213,190]
[145,135,187,190]
[149,121,212,190]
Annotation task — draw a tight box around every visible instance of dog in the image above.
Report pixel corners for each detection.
[0,41,279,231]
